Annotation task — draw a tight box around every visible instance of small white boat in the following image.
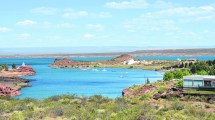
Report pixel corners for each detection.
[102,69,107,72]
[92,69,99,72]
[81,68,87,71]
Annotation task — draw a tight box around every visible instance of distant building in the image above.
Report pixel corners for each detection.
[178,58,197,67]
[123,59,136,65]
[183,75,215,89]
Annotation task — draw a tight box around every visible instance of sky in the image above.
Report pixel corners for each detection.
[0,0,215,51]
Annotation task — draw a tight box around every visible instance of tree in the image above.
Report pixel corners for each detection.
[179,62,184,68]
[0,64,3,71]
[197,70,208,75]
[12,64,16,69]
[190,65,197,74]
[182,69,190,76]
[4,64,8,71]
[174,79,183,87]
[146,78,150,84]
[207,60,213,66]
[163,72,174,81]
[189,62,193,67]
[173,70,183,79]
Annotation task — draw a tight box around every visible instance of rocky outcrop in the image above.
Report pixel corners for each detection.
[153,88,183,100]
[0,65,36,77]
[0,83,21,96]
[113,54,134,62]
[52,58,78,67]
[0,66,35,97]
[50,54,137,68]
[122,85,156,98]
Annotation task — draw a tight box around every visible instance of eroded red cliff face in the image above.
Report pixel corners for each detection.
[0,84,21,96]
[122,85,156,98]
[0,65,35,97]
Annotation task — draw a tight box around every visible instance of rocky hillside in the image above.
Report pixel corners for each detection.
[52,58,78,67]
[112,54,134,62]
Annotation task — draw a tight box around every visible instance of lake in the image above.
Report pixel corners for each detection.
[0,56,214,99]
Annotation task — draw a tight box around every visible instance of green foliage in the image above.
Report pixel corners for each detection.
[146,77,150,84]
[174,79,183,87]
[0,93,213,120]
[171,101,184,110]
[3,64,8,71]
[181,69,191,76]
[163,72,174,81]
[190,61,210,75]
[169,59,215,75]
[0,64,3,71]
[12,64,16,69]
[173,70,183,79]
[197,70,208,75]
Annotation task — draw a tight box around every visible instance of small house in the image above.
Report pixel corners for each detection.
[183,75,215,89]
[123,59,136,65]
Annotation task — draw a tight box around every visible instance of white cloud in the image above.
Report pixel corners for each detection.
[124,18,177,32]
[42,21,76,29]
[16,20,36,26]
[0,27,11,32]
[83,33,95,39]
[153,0,175,9]
[17,33,31,40]
[31,7,59,15]
[155,6,214,18]
[105,0,149,9]
[63,10,88,18]
[63,9,112,18]
[86,24,104,31]
[199,6,214,12]
[123,5,215,32]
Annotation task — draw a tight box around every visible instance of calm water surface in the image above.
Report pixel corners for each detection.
[0,56,214,99]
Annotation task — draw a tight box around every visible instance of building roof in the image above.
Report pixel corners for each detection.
[183,75,215,80]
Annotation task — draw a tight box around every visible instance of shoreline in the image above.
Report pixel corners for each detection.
[0,65,36,97]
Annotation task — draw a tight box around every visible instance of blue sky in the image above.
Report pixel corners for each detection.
[0,0,215,49]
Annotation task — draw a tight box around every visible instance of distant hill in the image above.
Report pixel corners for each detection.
[130,48,215,56]
[0,48,215,58]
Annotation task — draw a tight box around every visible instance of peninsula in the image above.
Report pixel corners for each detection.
[51,54,176,70]
[0,65,35,96]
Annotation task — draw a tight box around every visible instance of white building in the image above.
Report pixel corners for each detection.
[123,59,136,65]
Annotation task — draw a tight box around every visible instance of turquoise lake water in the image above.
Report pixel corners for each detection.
[0,56,214,99]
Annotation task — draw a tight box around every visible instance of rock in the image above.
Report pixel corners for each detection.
[113,54,134,62]
[153,88,182,100]
[0,65,36,77]
[52,58,78,67]
[0,83,21,96]
[122,85,156,98]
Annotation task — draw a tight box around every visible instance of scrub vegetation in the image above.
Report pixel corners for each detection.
[0,81,215,120]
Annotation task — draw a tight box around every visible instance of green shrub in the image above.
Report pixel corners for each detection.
[163,72,174,81]
[49,108,64,117]
[174,79,183,87]
[171,101,184,110]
